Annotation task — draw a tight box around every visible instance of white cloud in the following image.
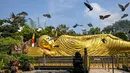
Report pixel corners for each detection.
[84,3,121,27]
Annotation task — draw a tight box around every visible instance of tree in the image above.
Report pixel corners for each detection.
[55,24,69,37]
[0,37,20,53]
[103,20,130,34]
[43,26,55,36]
[0,12,28,38]
[66,29,77,36]
[88,27,101,35]
[82,29,88,35]
[114,32,128,40]
[0,53,17,69]
[19,25,33,42]
[0,19,4,25]
[102,25,113,33]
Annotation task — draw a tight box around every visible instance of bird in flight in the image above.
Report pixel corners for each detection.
[118,2,130,11]
[43,13,51,18]
[84,0,93,11]
[87,23,93,27]
[99,14,111,20]
[84,2,93,11]
[121,14,128,19]
[73,23,83,28]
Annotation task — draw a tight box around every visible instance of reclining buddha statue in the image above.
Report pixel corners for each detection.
[34,34,130,56]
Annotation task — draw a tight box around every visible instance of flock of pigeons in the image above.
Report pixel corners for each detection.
[73,0,130,28]
[2,1,130,30]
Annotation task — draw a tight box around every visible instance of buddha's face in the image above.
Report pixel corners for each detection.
[38,35,54,51]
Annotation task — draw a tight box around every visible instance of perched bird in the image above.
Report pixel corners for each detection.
[99,14,111,20]
[37,27,43,32]
[121,14,128,19]
[101,38,107,43]
[118,2,130,11]
[84,2,93,11]
[87,23,93,27]
[43,13,51,18]
[73,23,83,28]
[18,26,24,32]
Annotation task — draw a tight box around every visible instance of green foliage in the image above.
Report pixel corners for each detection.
[103,20,130,34]
[55,24,69,36]
[18,54,35,64]
[0,25,18,33]
[0,19,4,25]
[0,59,4,70]
[0,53,17,68]
[114,32,128,40]
[102,25,113,33]
[88,27,101,35]
[0,12,28,38]
[82,29,88,35]
[42,26,55,37]
[0,37,20,45]
[0,37,20,52]
[19,25,33,42]
[66,29,77,36]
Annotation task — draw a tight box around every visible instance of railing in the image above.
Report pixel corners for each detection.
[33,56,130,70]
[34,56,74,70]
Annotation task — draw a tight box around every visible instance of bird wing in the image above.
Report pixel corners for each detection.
[121,14,128,19]
[118,4,124,11]
[124,2,130,9]
[84,2,93,11]
[104,15,111,18]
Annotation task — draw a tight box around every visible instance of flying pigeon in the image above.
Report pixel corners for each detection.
[99,14,111,20]
[121,14,128,19]
[84,2,93,11]
[73,23,83,28]
[43,13,51,18]
[87,23,93,27]
[118,2,130,11]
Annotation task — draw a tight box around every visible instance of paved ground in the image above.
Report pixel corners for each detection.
[23,69,130,73]
[90,69,130,73]
[23,70,69,73]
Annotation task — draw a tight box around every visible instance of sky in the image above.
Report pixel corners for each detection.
[0,0,130,33]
